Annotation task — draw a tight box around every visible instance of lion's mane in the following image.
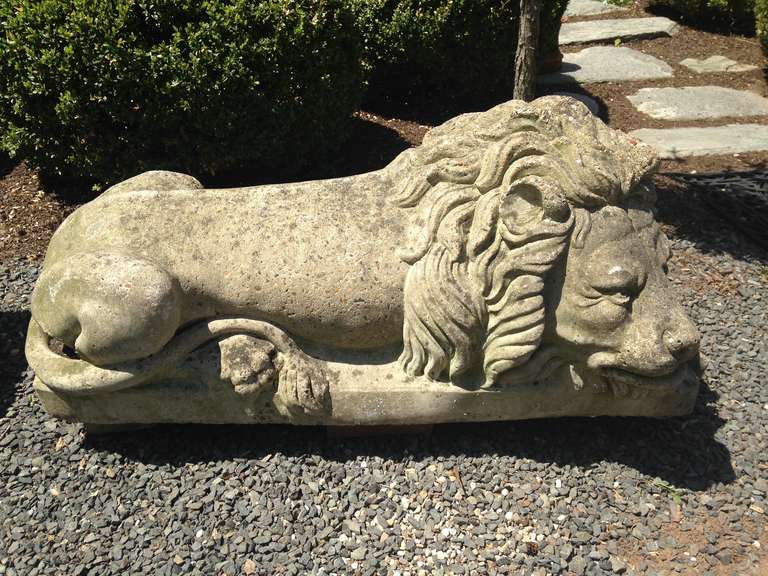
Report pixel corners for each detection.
[391,96,659,386]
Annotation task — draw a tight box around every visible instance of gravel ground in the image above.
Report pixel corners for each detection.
[1,186,766,576]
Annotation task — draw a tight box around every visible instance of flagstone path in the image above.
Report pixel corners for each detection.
[630,124,768,158]
[564,0,627,17]
[559,16,679,45]
[542,1,768,159]
[627,86,768,121]
[539,46,673,85]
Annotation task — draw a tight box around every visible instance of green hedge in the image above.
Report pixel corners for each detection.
[0,0,364,185]
[351,0,568,114]
[648,0,768,52]
[757,0,768,52]
[0,0,568,187]
[648,0,757,34]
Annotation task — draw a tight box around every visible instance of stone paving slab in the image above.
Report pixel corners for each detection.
[628,86,768,121]
[564,0,627,17]
[560,17,679,45]
[539,46,674,86]
[680,55,758,74]
[630,124,768,158]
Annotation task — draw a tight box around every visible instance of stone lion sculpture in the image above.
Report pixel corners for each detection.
[25,96,701,427]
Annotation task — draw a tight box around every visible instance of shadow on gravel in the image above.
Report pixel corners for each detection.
[0,309,32,418]
[656,176,768,264]
[85,379,733,492]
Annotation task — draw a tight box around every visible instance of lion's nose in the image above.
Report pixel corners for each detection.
[663,312,699,363]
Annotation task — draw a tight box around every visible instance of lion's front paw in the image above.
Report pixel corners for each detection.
[219,335,277,395]
[276,352,330,416]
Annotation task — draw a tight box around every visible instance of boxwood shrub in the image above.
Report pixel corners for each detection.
[0,0,364,186]
[0,0,568,187]
[647,0,757,34]
[351,0,568,116]
[756,0,768,52]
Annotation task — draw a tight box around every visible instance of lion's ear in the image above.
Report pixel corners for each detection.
[499,176,570,238]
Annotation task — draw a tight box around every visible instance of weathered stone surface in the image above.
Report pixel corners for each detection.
[559,17,679,45]
[564,0,627,17]
[551,92,601,115]
[630,124,768,158]
[628,86,768,120]
[680,55,758,74]
[539,47,674,85]
[26,96,701,426]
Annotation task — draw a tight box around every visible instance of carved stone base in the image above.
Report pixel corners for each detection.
[33,347,700,427]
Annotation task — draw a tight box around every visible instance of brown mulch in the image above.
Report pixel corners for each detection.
[356,111,428,148]
[0,163,79,262]
[661,152,768,173]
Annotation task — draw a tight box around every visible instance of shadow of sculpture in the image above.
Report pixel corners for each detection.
[84,377,733,492]
[0,309,33,419]
[33,115,416,202]
[202,115,414,189]
[655,172,768,263]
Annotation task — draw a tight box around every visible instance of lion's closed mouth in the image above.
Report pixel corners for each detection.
[602,363,692,396]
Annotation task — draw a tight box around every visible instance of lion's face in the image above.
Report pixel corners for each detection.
[543,205,699,395]
[395,95,699,392]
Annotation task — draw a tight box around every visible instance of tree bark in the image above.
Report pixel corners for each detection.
[513,0,542,102]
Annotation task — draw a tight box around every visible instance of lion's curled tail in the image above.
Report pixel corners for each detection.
[26,317,302,396]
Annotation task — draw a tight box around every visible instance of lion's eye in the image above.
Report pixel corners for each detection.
[587,266,643,307]
[593,267,639,295]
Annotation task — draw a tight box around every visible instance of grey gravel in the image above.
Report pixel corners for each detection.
[1,187,766,575]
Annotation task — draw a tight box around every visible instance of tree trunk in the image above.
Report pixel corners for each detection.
[513,0,541,102]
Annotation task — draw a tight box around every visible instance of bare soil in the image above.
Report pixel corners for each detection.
[618,514,766,576]
[0,164,78,262]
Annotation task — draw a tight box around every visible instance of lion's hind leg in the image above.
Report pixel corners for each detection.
[31,252,183,366]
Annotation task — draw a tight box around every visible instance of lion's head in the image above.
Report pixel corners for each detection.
[391,96,699,395]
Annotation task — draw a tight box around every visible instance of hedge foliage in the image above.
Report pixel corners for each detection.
[0,0,568,187]
[756,0,768,52]
[0,0,364,184]
[648,0,758,34]
[351,0,568,114]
